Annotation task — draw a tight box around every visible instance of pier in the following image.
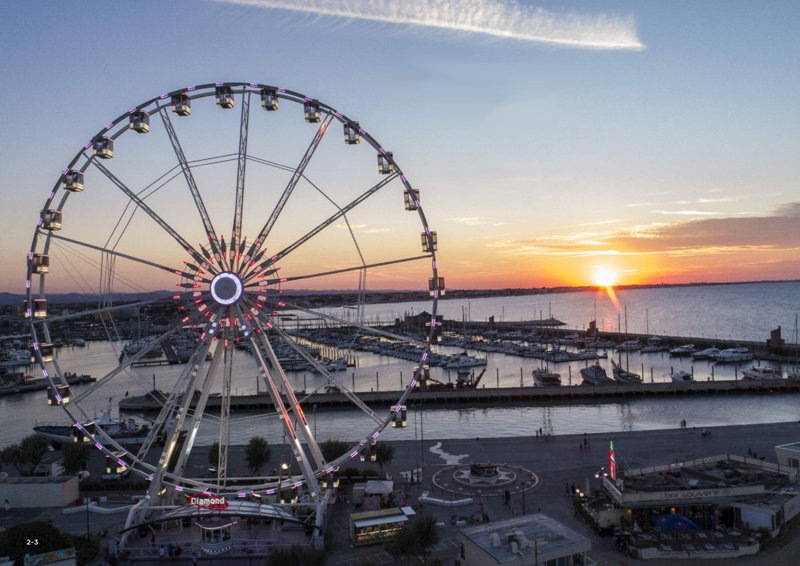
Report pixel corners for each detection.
[118,378,800,412]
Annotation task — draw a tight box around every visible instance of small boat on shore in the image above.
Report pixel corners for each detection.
[532,367,561,387]
[611,360,642,384]
[741,366,782,380]
[580,362,613,385]
[670,370,694,383]
[33,409,162,450]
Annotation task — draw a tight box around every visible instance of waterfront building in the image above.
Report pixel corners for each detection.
[456,513,593,566]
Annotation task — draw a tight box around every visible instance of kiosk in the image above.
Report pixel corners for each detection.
[198,517,236,554]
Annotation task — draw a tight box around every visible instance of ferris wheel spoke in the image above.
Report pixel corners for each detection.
[42,231,204,280]
[245,254,432,288]
[158,109,223,263]
[270,299,429,347]
[263,316,383,426]
[230,92,251,270]
[91,160,209,269]
[243,116,333,274]
[69,314,201,406]
[242,172,399,284]
[245,327,323,498]
[36,296,172,325]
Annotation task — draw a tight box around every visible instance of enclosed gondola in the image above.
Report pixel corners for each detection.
[260,88,278,111]
[31,253,49,274]
[93,137,114,159]
[171,93,191,116]
[31,342,54,363]
[215,85,234,109]
[344,122,360,145]
[428,277,445,296]
[391,405,407,428]
[304,100,321,123]
[378,152,394,175]
[421,231,437,252]
[129,110,150,133]
[63,170,84,193]
[47,384,71,406]
[404,189,419,211]
[24,298,47,318]
[41,210,62,231]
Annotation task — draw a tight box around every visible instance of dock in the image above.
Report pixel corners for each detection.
[118,378,800,412]
[0,373,96,397]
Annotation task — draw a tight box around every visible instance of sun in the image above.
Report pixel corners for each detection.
[595,268,617,288]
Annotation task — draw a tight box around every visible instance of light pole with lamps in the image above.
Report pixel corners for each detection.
[276,462,289,503]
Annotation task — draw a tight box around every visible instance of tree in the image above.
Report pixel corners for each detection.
[0,434,51,475]
[244,436,272,476]
[320,439,349,463]
[62,443,91,475]
[208,441,220,469]
[375,442,395,476]
[385,514,440,564]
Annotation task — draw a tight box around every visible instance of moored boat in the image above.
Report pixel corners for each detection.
[580,362,613,385]
[713,347,753,363]
[741,366,782,380]
[692,347,721,360]
[611,360,642,384]
[670,370,694,383]
[669,344,695,357]
[532,367,561,387]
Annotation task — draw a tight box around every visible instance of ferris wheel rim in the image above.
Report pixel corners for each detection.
[25,81,442,496]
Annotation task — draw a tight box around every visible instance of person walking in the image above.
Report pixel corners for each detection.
[167,542,174,557]
[565,482,570,497]
[158,546,165,560]
[579,443,583,454]
[3,499,9,514]
[191,552,198,565]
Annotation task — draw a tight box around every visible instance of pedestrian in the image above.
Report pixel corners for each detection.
[167,542,174,557]
[571,483,576,496]
[579,443,583,454]
[175,546,182,557]
[3,499,9,514]
[753,451,757,459]
[158,546,165,560]
[565,482,570,497]
[504,490,510,505]
[191,552,198,566]
[748,448,752,456]
[151,533,156,546]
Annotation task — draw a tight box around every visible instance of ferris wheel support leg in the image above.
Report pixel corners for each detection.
[255,330,326,470]
[173,340,224,479]
[247,332,323,501]
[142,334,216,513]
[217,337,235,488]
[120,499,146,550]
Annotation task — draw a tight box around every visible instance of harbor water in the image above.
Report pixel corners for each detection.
[3,281,800,447]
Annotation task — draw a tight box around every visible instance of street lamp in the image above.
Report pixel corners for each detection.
[276,462,289,504]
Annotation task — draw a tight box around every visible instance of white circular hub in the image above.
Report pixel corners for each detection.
[210,272,243,305]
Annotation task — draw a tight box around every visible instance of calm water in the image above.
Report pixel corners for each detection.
[3,281,800,447]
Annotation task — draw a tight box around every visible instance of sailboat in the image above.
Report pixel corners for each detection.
[444,307,487,369]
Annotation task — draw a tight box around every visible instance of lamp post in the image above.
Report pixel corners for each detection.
[412,404,420,483]
[276,462,289,504]
[595,467,610,492]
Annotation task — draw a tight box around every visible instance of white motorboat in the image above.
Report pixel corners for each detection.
[580,363,613,385]
[692,347,721,360]
[670,370,694,383]
[788,369,800,380]
[713,347,753,363]
[444,354,488,369]
[616,339,641,352]
[669,344,695,356]
[532,367,562,387]
[741,366,782,380]
[641,337,669,353]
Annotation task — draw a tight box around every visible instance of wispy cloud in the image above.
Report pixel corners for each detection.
[218,0,645,50]
[651,210,724,216]
[448,217,504,226]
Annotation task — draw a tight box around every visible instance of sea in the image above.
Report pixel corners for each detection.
[3,280,800,448]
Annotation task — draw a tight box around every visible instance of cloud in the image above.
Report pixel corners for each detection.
[489,202,800,259]
[448,217,505,226]
[363,228,392,233]
[651,210,723,216]
[218,0,645,50]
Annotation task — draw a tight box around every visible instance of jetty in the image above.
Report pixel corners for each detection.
[119,378,800,412]
[0,373,95,397]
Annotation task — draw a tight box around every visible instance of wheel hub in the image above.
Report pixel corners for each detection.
[210,272,243,305]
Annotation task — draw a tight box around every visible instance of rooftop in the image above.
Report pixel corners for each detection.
[0,476,76,485]
[776,442,800,453]
[458,513,590,562]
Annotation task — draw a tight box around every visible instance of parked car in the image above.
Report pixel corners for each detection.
[76,470,90,483]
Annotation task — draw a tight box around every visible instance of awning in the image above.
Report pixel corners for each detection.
[353,514,408,528]
[365,480,393,495]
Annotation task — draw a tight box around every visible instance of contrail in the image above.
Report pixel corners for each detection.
[217,0,645,50]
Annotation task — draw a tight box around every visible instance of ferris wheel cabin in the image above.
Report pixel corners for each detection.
[304,100,321,123]
[429,277,445,296]
[215,85,234,109]
[93,137,114,159]
[129,110,150,133]
[198,519,235,554]
[63,170,84,192]
[404,188,419,211]
[47,384,72,406]
[261,88,278,111]
[42,210,62,231]
[421,231,437,252]
[31,342,55,363]
[391,405,407,428]
[344,122,360,145]
[30,253,50,274]
[172,93,191,116]
[24,298,47,318]
[378,152,394,174]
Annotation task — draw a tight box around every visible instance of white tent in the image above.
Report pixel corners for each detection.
[365,480,394,495]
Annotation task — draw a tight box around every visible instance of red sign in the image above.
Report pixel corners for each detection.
[609,441,617,480]
[189,495,228,510]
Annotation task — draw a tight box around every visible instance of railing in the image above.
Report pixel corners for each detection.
[121,539,308,559]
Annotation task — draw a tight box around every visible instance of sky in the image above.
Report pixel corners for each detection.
[1,0,799,296]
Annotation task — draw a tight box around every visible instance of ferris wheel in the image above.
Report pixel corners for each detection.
[25,82,443,538]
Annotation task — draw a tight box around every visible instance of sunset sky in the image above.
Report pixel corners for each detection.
[2,1,799,295]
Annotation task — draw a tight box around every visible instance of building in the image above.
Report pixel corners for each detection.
[0,476,79,509]
[775,441,800,472]
[456,513,594,566]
